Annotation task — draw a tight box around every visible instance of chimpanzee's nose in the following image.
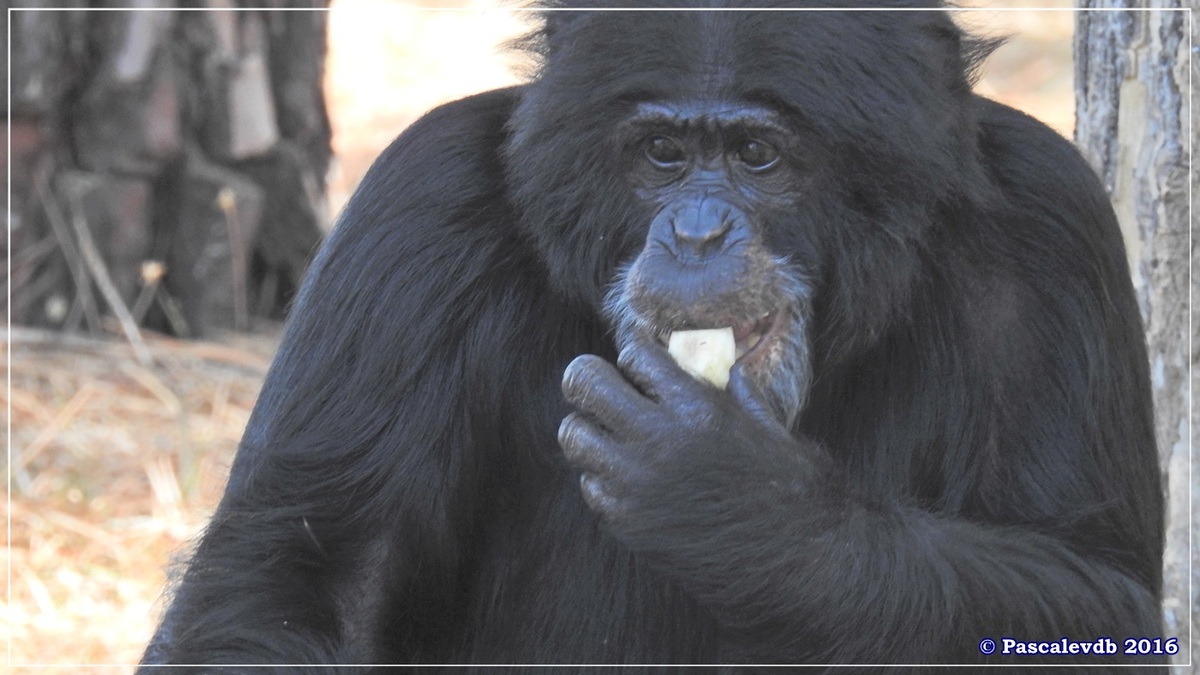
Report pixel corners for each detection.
[670,196,735,260]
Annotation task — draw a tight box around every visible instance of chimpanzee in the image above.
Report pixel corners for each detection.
[141,1,1164,670]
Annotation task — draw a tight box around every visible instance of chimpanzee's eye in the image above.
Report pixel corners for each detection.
[645,136,687,168]
[736,140,780,171]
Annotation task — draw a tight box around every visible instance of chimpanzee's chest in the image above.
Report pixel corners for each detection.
[451,470,721,666]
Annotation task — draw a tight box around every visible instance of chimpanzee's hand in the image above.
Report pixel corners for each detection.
[558,337,828,541]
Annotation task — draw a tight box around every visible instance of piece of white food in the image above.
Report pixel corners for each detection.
[667,327,736,389]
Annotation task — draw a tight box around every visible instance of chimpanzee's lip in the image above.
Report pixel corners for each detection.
[733,310,784,367]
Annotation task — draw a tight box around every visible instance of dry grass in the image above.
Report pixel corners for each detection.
[6,328,276,671]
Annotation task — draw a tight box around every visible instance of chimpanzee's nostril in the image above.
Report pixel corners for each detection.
[671,197,736,259]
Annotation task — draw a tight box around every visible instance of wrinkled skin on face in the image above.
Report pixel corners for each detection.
[600,101,814,429]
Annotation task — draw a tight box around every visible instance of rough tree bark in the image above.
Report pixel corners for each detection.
[1074,3,1193,672]
[6,1,330,339]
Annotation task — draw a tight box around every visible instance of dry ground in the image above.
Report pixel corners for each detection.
[6,328,276,670]
[7,3,1073,670]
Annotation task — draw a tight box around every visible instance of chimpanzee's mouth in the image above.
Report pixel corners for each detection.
[654,310,784,365]
[733,310,785,365]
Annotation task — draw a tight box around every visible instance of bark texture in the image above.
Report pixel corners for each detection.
[7,2,331,338]
[1075,3,1193,671]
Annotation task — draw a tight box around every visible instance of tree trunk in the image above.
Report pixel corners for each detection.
[6,2,330,339]
[1074,3,1193,671]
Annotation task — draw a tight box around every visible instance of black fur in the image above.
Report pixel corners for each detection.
[142,2,1164,672]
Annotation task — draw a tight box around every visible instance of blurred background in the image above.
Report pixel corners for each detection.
[4,0,1175,670]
